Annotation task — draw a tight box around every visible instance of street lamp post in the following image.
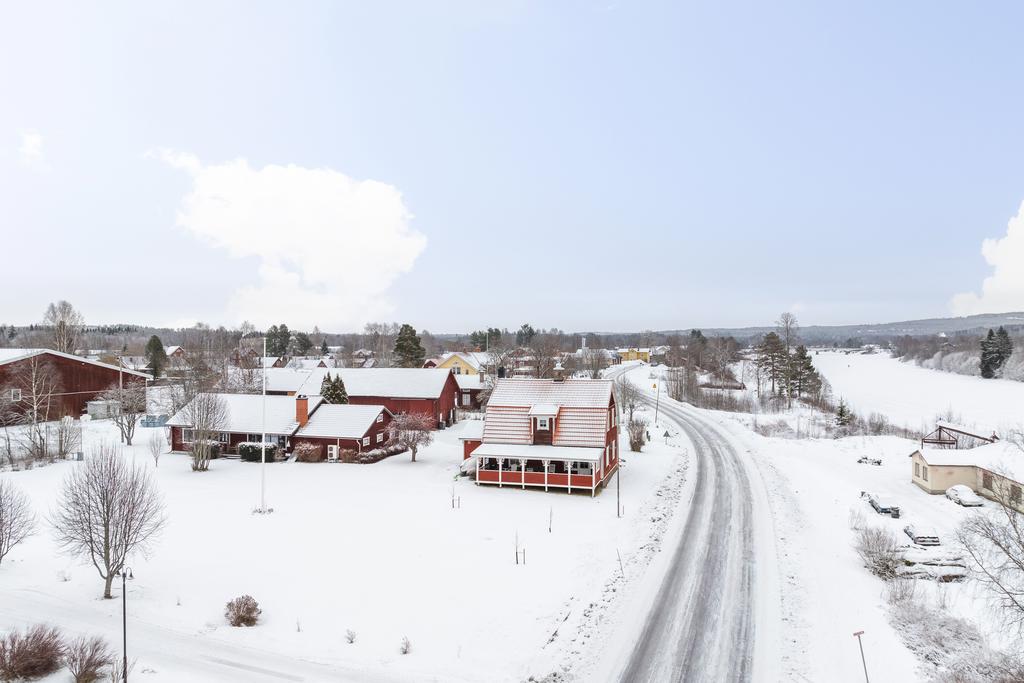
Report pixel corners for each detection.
[120,567,133,682]
[853,630,869,683]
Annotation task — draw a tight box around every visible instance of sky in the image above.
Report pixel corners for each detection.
[2,0,1023,334]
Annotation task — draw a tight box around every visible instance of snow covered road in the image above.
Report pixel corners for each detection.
[607,365,779,682]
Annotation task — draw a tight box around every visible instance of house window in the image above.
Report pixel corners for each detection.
[376,414,384,423]
[219,432,230,443]
[182,429,195,443]
[537,417,550,430]
[914,462,920,478]
[377,432,384,444]
[362,436,370,447]
[9,388,21,402]
[983,473,994,491]
[922,466,928,481]
[1012,485,1022,504]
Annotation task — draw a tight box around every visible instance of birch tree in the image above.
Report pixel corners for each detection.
[52,444,166,598]
[98,381,147,446]
[181,393,229,472]
[43,300,85,354]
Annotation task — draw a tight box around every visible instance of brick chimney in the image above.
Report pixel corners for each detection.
[553,360,565,382]
[295,395,309,427]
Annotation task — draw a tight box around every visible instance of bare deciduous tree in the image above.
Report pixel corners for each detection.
[581,348,607,379]
[98,381,147,446]
[9,356,63,462]
[957,457,1024,633]
[148,430,165,468]
[43,300,84,354]
[51,443,166,598]
[49,416,82,461]
[386,412,435,462]
[0,479,36,565]
[180,393,229,472]
[615,378,642,422]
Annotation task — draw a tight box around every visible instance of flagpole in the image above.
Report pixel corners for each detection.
[260,335,267,513]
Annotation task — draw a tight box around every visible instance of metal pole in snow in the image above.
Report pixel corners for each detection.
[654,380,660,426]
[853,630,869,683]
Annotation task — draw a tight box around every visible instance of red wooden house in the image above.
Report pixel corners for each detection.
[263,368,461,428]
[0,348,150,421]
[466,377,619,496]
[167,393,391,458]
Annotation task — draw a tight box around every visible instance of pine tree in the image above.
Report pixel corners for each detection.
[144,335,168,377]
[835,398,854,427]
[788,345,817,399]
[320,373,348,404]
[980,329,998,379]
[393,324,426,368]
[320,339,329,355]
[754,332,787,395]
[994,326,1014,371]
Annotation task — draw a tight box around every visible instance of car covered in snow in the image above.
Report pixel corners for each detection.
[904,525,940,546]
[945,485,984,507]
[862,492,900,518]
[856,456,882,466]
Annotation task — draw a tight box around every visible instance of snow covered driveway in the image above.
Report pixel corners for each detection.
[617,388,779,682]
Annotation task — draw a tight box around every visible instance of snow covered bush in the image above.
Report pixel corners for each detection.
[225,595,261,627]
[399,636,411,654]
[238,442,278,463]
[0,624,65,680]
[293,442,323,463]
[345,629,356,644]
[854,526,900,580]
[64,635,114,683]
[627,417,647,452]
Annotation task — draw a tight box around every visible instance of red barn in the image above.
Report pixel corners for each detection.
[0,348,150,421]
[470,378,619,496]
[263,368,461,428]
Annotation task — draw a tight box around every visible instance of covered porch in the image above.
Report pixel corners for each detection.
[473,443,615,496]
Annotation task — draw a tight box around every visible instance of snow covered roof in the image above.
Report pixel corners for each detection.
[529,403,561,417]
[264,367,456,399]
[915,442,1024,482]
[442,351,492,372]
[460,421,484,440]
[167,393,323,435]
[296,404,389,439]
[487,379,613,409]
[472,443,605,463]
[455,374,484,390]
[0,348,151,379]
[164,345,182,355]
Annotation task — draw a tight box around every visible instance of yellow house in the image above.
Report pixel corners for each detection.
[435,352,491,376]
[910,443,1024,513]
[616,347,651,363]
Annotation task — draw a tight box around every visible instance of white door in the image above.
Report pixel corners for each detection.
[327,445,339,461]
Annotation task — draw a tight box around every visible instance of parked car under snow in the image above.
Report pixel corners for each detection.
[862,492,900,518]
[945,484,984,507]
[857,456,882,466]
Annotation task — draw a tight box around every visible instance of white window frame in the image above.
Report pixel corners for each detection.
[182,428,195,443]
[10,388,21,402]
[537,417,550,430]
[922,465,928,481]
[377,432,384,443]
[376,414,384,423]
[362,436,370,447]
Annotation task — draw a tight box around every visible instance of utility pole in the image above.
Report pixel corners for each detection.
[853,630,869,683]
[259,335,268,514]
[653,380,660,426]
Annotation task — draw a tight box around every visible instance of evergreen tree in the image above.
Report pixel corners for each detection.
[754,332,787,395]
[835,398,854,427]
[393,324,426,368]
[320,373,349,404]
[788,345,818,399]
[144,335,168,377]
[980,329,998,379]
[320,339,329,355]
[515,323,536,347]
[293,331,313,355]
[994,326,1014,370]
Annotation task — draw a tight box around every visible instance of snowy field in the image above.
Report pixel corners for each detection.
[813,350,1024,433]
[0,417,690,682]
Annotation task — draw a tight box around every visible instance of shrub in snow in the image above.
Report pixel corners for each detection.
[627,417,647,452]
[854,527,900,580]
[0,479,36,566]
[883,578,917,606]
[0,624,65,680]
[345,629,356,644]
[399,636,411,655]
[225,595,261,627]
[293,442,323,463]
[64,635,114,683]
[238,442,278,463]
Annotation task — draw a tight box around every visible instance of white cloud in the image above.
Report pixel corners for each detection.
[951,201,1024,316]
[156,150,427,329]
[18,130,45,168]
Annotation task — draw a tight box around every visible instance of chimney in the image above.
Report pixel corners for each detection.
[553,360,565,382]
[296,395,309,427]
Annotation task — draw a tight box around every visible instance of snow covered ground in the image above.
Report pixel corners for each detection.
[813,350,1024,433]
[0,416,690,682]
